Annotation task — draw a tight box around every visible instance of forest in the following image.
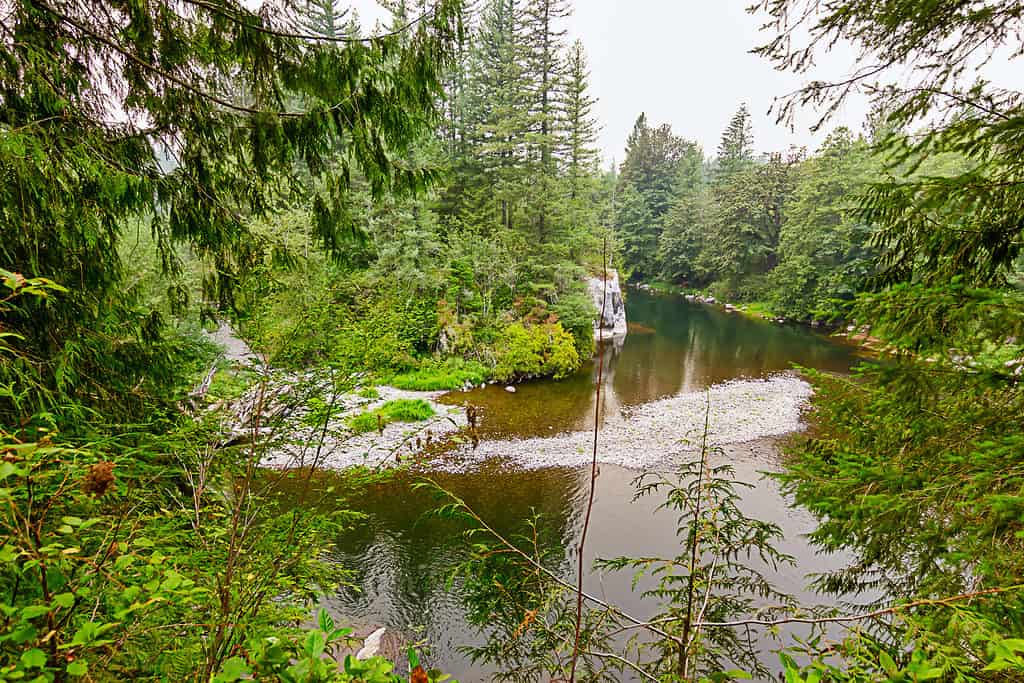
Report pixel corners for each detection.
[1,0,1022,681]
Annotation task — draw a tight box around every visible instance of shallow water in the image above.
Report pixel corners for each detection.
[294,290,864,680]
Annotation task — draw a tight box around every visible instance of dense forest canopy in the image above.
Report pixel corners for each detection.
[1,0,1023,681]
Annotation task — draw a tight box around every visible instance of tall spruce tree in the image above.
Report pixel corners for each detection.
[520,0,570,243]
[288,0,354,39]
[716,103,755,176]
[464,0,533,230]
[562,39,600,198]
[615,113,690,277]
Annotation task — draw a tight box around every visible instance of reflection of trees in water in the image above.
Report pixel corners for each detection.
[613,291,854,405]
[444,290,855,441]
[291,467,579,662]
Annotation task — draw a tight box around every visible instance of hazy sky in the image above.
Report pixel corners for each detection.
[342,2,873,163]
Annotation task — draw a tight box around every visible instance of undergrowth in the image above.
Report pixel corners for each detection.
[348,399,436,433]
[389,359,489,391]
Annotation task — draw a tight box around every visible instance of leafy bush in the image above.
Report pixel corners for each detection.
[357,386,381,399]
[492,321,581,382]
[348,399,435,433]
[551,292,597,358]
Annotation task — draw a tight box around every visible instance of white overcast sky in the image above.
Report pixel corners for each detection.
[332,1,1018,165]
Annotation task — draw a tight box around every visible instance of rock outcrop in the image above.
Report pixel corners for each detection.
[587,270,628,338]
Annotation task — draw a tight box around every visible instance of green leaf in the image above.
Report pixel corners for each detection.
[303,630,326,659]
[408,647,421,670]
[20,648,47,669]
[66,660,87,676]
[52,593,75,609]
[215,656,250,682]
[317,608,334,633]
[879,651,899,677]
[21,605,50,620]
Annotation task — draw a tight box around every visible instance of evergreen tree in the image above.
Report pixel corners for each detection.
[615,114,691,277]
[656,145,708,284]
[465,0,533,230]
[562,39,600,198]
[523,0,570,169]
[716,103,754,176]
[767,128,877,319]
[0,0,464,421]
[289,0,355,40]
[752,1,1024,674]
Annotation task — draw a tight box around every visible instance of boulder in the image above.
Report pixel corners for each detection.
[587,270,628,338]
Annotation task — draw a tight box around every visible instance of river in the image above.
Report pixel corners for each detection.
[290,289,864,680]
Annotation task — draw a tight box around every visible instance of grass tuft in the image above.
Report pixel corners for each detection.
[389,359,489,391]
[348,399,435,434]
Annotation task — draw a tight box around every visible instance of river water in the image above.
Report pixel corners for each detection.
[303,289,862,680]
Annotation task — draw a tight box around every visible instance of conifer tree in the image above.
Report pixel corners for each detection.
[289,0,354,39]
[0,0,464,420]
[465,0,533,230]
[523,0,570,169]
[615,114,690,277]
[716,103,755,176]
[562,39,600,198]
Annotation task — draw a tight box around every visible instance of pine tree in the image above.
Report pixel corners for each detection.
[615,114,691,277]
[523,0,570,169]
[562,39,600,199]
[288,0,356,40]
[465,0,533,230]
[716,103,754,176]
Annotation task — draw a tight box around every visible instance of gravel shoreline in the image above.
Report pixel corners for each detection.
[258,384,469,471]
[429,374,813,473]
[257,374,813,473]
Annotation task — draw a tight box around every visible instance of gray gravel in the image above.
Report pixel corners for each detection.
[424,374,813,473]
[257,385,468,471]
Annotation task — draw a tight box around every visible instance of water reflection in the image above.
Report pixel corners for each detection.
[441,289,854,439]
[274,290,863,680]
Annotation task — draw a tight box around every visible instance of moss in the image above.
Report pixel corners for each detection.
[347,399,435,434]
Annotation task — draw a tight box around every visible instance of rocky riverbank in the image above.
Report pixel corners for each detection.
[204,324,816,477]
[428,374,813,473]
[257,384,468,471]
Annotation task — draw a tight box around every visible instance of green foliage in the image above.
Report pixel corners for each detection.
[390,359,490,391]
[0,0,465,425]
[766,128,877,321]
[425,429,796,682]
[551,292,597,358]
[492,321,581,382]
[212,610,455,683]
[615,114,701,278]
[348,399,436,434]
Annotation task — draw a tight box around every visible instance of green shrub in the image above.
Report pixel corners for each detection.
[493,321,581,382]
[356,386,381,399]
[552,292,597,358]
[348,399,435,433]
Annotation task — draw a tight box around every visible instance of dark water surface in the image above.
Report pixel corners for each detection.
[299,290,863,680]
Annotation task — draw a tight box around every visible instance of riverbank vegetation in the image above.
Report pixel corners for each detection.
[3,0,1024,680]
